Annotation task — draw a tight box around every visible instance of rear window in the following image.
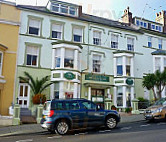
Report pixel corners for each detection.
[51,101,80,110]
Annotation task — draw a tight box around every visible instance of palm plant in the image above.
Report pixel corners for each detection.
[142,73,157,101]
[19,72,53,104]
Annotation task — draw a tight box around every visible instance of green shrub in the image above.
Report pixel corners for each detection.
[125,107,132,113]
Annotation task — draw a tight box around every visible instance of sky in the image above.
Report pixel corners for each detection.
[7,0,166,21]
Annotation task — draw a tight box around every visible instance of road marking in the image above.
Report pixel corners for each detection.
[16,139,33,142]
[121,127,132,130]
[157,122,166,125]
[140,124,150,127]
[47,136,62,139]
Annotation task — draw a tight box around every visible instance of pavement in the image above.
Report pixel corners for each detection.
[0,113,145,137]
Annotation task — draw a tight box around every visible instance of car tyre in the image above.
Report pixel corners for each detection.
[56,120,69,135]
[105,116,117,129]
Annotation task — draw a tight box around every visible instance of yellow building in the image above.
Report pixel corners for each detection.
[0,1,20,115]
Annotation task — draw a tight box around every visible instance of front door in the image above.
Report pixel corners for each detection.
[91,89,105,109]
[18,83,30,108]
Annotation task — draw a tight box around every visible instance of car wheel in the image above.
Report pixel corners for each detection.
[105,116,117,129]
[56,120,69,135]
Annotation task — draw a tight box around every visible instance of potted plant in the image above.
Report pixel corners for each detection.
[20,72,53,104]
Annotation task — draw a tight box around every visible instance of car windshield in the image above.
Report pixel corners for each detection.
[154,98,166,106]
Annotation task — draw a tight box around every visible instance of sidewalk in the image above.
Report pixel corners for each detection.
[0,114,145,136]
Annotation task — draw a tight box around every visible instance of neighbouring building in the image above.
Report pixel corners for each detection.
[0,1,20,115]
[13,0,166,115]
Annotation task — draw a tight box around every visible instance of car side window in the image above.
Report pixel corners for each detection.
[64,101,80,110]
[81,101,96,110]
[51,102,64,110]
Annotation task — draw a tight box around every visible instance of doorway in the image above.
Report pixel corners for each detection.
[91,89,105,109]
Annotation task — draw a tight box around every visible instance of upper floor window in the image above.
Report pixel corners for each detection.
[126,57,131,76]
[148,36,152,47]
[156,26,159,31]
[54,48,61,68]
[73,27,83,43]
[152,24,155,30]
[155,57,161,71]
[159,26,162,32]
[136,20,139,26]
[0,52,3,76]
[117,57,123,76]
[158,39,162,49]
[93,31,101,45]
[52,23,62,39]
[26,46,39,67]
[144,22,147,28]
[111,34,118,49]
[64,49,74,68]
[28,19,41,36]
[51,3,78,16]
[140,21,143,27]
[127,38,134,51]
[93,54,101,73]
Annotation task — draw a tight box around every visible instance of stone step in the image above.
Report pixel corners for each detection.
[20,108,32,116]
[20,116,37,124]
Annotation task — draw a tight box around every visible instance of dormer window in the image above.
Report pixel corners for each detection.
[51,2,78,17]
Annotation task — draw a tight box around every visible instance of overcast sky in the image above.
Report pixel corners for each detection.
[7,0,166,21]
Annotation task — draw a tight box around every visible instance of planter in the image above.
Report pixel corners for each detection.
[32,94,46,104]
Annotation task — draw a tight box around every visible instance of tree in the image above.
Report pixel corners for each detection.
[142,73,157,101]
[142,70,166,100]
[19,72,53,104]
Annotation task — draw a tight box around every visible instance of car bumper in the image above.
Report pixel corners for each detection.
[144,114,164,120]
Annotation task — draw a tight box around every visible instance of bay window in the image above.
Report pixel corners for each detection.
[64,49,74,68]
[126,57,131,76]
[54,48,61,68]
[117,57,123,76]
[155,57,161,71]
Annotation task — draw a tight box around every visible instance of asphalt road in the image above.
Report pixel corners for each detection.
[0,120,166,142]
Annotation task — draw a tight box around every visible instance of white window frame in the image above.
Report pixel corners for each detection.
[54,48,61,68]
[73,27,83,43]
[116,57,123,76]
[155,57,161,71]
[158,38,162,49]
[92,54,101,73]
[127,37,134,51]
[148,36,152,47]
[28,18,41,36]
[117,87,123,107]
[111,34,118,49]
[52,23,63,39]
[126,57,131,76]
[93,31,101,46]
[64,49,74,69]
[0,52,3,76]
[54,82,59,99]
[26,46,39,67]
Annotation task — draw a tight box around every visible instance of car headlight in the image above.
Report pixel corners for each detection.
[153,108,163,113]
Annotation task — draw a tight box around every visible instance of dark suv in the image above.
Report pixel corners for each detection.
[41,99,120,135]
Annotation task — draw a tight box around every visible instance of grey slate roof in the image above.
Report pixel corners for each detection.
[16,5,142,33]
[151,50,166,55]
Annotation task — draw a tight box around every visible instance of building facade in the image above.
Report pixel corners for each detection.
[14,0,166,114]
[0,1,20,115]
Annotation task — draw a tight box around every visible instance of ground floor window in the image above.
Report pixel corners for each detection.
[54,82,59,99]
[126,87,131,107]
[64,82,74,99]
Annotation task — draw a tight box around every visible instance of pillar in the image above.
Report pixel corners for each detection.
[12,104,20,125]
[123,86,126,108]
[74,83,78,98]
[131,99,140,114]
[59,82,64,99]
[74,50,78,70]
[88,87,91,101]
[36,104,43,124]
[61,48,65,68]
[122,56,126,76]
[114,87,117,107]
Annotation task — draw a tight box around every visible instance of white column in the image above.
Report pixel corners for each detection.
[161,56,164,72]
[74,50,78,70]
[131,87,134,107]
[50,84,54,99]
[88,87,91,101]
[61,48,65,68]
[78,84,81,98]
[59,82,64,99]
[107,88,110,96]
[122,56,126,76]
[52,49,55,69]
[123,86,126,108]
[74,83,78,98]
[131,57,134,77]
[114,87,117,107]
[113,57,117,76]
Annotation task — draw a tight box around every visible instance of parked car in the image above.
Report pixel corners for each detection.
[144,98,166,121]
[41,99,120,135]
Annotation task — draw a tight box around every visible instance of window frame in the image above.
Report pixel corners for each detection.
[93,31,101,46]
[116,57,123,76]
[127,37,134,51]
[73,27,83,43]
[64,49,74,69]
[111,34,118,49]
[92,54,101,73]
[148,36,152,47]
[51,23,63,40]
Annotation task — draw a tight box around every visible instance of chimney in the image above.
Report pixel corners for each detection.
[121,7,132,25]
[155,10,166,33]
[78,6,82,17]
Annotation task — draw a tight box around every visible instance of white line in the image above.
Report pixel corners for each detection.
[121,127,132,130]
[140,124,150,127]
[16,139,33,142]
[157,123,166,125]
[47,136,62,139]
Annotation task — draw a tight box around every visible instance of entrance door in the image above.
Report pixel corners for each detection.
[18,83,30,108]
[91,89,105,109]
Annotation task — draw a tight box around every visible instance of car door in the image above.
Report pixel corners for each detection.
[80,101,105,127]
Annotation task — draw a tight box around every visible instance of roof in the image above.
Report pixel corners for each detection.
[151,50,166,55]
[16,5,142,33]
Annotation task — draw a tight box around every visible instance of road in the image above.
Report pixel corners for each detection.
[0,121,166,142]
